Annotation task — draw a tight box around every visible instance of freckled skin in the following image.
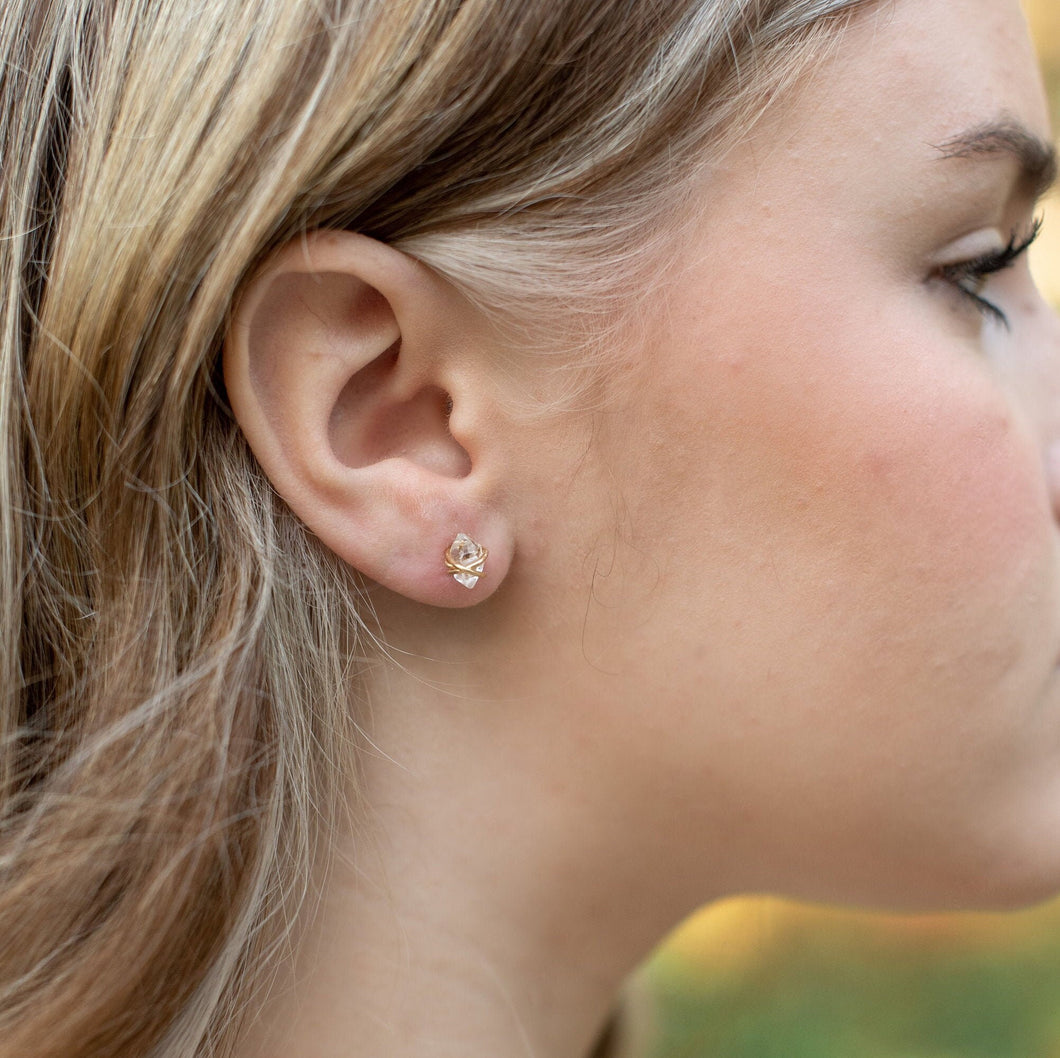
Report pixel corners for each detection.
[507,0,1060,910]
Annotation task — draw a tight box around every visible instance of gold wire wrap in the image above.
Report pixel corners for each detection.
[444,536,488,584]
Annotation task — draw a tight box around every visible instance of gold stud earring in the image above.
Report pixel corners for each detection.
[445,533,488,589]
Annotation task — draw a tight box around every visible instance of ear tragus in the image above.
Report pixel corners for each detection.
[329,343,471,479]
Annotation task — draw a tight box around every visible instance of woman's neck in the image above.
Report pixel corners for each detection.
[234,654,684,1058]
[230,567,748,1058]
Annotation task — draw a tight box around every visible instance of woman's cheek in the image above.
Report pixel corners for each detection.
[866,399,1041,573]
[760,350,1045,677]
[813,375,1059,717]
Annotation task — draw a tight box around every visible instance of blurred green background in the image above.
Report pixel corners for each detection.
[641,5,1060,1056]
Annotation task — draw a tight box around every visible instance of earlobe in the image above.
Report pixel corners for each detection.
[223,231,511,607]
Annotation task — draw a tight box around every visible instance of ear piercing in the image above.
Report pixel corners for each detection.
[445,533,488,589]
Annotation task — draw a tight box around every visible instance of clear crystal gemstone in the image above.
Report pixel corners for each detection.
[448,533,485,589]
[451,534,478,563]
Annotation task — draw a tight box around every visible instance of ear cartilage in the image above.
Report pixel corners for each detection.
[444,533,488,589]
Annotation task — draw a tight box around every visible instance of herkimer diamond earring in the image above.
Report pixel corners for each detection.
[445,533,488,589]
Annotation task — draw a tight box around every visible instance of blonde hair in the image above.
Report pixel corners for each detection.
[0,1,867,1054]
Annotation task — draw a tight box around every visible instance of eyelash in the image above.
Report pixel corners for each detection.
[939,217,1043,329]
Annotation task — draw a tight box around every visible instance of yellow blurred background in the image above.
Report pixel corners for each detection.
[1029,0,1060,303]
[644,4,1060,1055]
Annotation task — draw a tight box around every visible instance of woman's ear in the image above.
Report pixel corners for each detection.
[223,230,512,607]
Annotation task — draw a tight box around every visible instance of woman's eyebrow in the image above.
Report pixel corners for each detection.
[935,119,1058,200]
